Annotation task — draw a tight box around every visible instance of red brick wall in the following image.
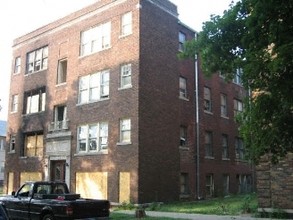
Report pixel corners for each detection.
[138,0,181,203]
[198,72,253,197]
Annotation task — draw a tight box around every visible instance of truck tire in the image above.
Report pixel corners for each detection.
[42,214,54,220]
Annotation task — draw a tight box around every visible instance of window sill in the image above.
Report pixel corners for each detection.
[77,98,110,106]
[79,46,112,58]
[179,96,189,101]
[117,142,132,146]
[222,158,230,161]
[221,115,229,119]
[179,146,189,151]
[56,82,67,87]
[8,151,16,154]
[74,150,108,156]
[205,156,215,160]
[118,85,132,90]
[22,111,45,117]
[119,33,132,39]
[24,68,47,76]
[204,110,213,115]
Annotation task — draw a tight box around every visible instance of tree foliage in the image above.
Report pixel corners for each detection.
[181,0,293,163]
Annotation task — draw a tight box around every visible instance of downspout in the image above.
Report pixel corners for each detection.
[195,52,201,199]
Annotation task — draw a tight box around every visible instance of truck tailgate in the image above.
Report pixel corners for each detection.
[70,199,110,218]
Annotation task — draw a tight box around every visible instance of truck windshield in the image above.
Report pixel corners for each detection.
[18,184,32,197]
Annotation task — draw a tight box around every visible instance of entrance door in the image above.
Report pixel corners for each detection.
[51,160,66,182]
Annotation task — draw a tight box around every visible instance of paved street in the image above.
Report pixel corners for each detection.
[115,210,287,220]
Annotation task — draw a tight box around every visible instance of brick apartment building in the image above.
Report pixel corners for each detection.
[5,0,253,203]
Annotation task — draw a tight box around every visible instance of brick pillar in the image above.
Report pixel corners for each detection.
[256,153,293,212]
[256,155,272,208]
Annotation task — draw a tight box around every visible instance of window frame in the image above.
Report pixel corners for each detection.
[205,174,214,197]
[222,134,229,159]
[220,93,228,117]
[24,133,44,157]
[23,88,46,115]
[11,94,18,113]
[233,68,243,85]
[77,122,109,154]
[119,118,131,144]
[9,135,16,153]
[205,131,213,158]
[180,173,189,195]
[204,87,212,112]
[14,56,21,74]
[120,64,132,89]
[26,46,48,74]
[179,126,187,148]
[57,58,67,85]
[121,12,132,36]
[179,77,188,99]
[179,31,186,51]
[80,22,111,56]
[223,174,230,196]
[233,99,243,117]
[235,137,245,160]
[78,70,110,104]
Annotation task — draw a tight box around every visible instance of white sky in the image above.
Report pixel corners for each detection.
[0,0,233,120]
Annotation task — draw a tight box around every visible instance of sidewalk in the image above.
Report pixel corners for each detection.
[115,210,284,220]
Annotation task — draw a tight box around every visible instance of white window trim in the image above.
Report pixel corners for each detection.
[80,22,111,57]
[119,63,132,89]
[26,46,48,74]
[78,70,110,105]
[77,122,108,154]
[120,12,132,37]
[11,94,18,113]
[233,68,243,86]
[117,118,131,145]
[25,90,46,115]
[204,87,212,113]
[57,58,68,85]
[179,77,188,100]
[14,57,21,74]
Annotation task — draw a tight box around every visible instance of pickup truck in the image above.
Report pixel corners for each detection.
[0,181,110,220]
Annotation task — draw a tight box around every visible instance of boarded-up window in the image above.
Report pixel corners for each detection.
[20,172,42,186]
[76,172,107,199]
[25,134,43,157]
[119,172,130,203]
[7,172,14,194]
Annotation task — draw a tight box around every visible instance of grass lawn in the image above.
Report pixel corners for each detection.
[113,193,258,219]
[154,194,258,215]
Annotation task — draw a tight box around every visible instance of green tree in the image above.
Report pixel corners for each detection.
[181,0,293,163]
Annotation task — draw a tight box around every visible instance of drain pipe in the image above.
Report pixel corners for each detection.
[194,52,201,200]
